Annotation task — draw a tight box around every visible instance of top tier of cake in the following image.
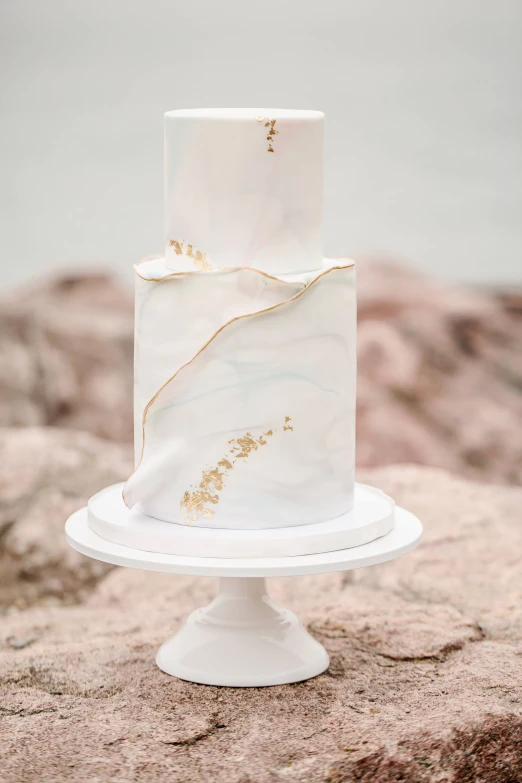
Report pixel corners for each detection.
[164,108,324,275]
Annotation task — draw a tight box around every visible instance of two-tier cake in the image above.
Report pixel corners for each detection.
[65,108,420,688]
[87,108,394,557]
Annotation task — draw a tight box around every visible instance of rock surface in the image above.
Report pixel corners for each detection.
[0,273,134,442]
[357,262,522,484]
[0,427,132,609]
[2,263,521,483]
[1,264,521,780]
[1,444,521,781]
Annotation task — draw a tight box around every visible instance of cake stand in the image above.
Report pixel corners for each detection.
[65,502,422,687]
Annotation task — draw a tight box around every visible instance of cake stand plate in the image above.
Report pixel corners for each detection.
[87,482,395,559]
[65,504,422,687]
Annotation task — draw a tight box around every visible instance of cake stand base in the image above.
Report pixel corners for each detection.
[65,503,422,687]
[156,577,329,686]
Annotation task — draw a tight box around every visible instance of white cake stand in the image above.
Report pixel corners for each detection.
[65,503,422,687]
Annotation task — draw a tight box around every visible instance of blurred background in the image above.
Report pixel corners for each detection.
[0,1,521,609]
[1,0,521,288]
[2,9,521,774]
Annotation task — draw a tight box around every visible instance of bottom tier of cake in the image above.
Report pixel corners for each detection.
[124,258,357,530]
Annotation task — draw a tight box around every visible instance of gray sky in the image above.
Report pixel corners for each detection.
[1,0,521,289]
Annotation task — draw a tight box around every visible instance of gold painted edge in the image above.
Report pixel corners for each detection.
[123,261,355,508]
[133,259,355,286]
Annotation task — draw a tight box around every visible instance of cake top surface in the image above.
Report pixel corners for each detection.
[164,108,324,121]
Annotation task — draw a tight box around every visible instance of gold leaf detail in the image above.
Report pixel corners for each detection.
[194,251,212,271]
[180,417,294,523]
[169,240,184,255]
[257,117,278,152]
[168,240,212,271]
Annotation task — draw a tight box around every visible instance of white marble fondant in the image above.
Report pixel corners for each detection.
[133,257,305,463]
[164,109,324,275]
[124,261,356,529]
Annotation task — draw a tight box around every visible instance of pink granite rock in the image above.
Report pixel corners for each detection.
[0,427,132,609]
[357,261,522,484]
[1,449,521,781]
[0,273,134,442]
[1,264,521,780]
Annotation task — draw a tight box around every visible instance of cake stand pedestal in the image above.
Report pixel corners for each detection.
[65,506,422,687]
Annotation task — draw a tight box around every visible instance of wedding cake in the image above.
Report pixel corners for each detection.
[63,107,418,688]
[121,108,357,531]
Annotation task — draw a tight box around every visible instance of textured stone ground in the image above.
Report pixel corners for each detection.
[1,265,521,780]
[356,262,522,485]
[1,428,521,782]
[2,263,522,484]
[0,427,132,609]
[0,273,133,441]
